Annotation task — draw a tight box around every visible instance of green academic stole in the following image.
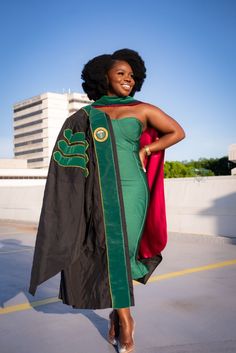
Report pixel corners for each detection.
[83,105,133,308]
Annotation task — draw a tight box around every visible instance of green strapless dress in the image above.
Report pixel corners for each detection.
[111,117,149,280]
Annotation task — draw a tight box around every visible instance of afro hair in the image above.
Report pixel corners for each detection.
[81,49,146,101]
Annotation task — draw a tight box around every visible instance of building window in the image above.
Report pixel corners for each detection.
[15,148,43,156]
[14,100,42,113]
[0,176,46,179]
[14,119,43,130]
[14,129,43,139]
[14,110,43,122]
[69,99,91,104]
[28,158,44,163]
[14,138,43,148]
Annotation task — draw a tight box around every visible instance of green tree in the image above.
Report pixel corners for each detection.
[164,156,231,178]
[198,157,230,175]
[164,161,197,178]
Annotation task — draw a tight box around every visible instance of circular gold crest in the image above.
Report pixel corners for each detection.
[93,127,108,142]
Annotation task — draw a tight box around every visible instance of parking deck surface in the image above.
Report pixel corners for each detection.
[0,221,236,353]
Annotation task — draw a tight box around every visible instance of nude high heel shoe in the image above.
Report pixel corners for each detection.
[107,310,119,346]
[117,320,135,353]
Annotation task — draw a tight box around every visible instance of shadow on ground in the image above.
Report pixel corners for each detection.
[0,237,110,344]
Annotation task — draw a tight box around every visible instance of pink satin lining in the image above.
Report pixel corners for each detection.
[139,127,167,258]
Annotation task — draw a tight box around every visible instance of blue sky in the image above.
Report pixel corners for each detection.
[0,0,235,161]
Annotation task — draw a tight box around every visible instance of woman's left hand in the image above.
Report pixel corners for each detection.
[139,148,147,172]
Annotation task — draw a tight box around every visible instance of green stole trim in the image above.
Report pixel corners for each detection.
[92,95,139,106]
[83,105,132,308]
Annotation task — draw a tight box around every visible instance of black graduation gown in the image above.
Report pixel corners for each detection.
[29,105,163,309]
[29,107,135,309]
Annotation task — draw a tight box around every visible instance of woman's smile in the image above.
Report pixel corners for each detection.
[107,60,135,96]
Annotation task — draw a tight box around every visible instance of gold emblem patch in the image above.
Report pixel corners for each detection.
[94,127,108,142]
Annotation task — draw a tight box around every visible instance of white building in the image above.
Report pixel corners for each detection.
[0,159,28,169]
[13,92,91,168]
[228,144,236,175]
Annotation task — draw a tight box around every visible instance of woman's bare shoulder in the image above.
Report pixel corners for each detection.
[135,101,164,117]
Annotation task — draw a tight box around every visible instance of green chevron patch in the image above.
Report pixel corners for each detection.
[64,129,88,146]
[53,129,89,176]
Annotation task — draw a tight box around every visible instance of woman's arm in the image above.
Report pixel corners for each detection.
[139,103,185,171]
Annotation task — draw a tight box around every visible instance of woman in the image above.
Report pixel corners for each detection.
[29,49,185,353]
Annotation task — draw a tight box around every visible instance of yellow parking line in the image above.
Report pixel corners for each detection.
[1,259,236,315]
[140,259,236,284]
[0,249,33,254]
[0,297,61,314]
[0,232,33,236]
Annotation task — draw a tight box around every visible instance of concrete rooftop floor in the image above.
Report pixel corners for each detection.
[0,221,236,353]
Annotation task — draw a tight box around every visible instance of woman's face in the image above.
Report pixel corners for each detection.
[106,60,135,96]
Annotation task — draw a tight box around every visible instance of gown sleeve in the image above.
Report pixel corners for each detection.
[29,110,90,295]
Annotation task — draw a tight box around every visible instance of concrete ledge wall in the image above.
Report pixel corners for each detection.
[0,176,236,237]
[164,176,236,237]
[0,184,45,223]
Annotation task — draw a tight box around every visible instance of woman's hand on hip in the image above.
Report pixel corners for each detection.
[139,148,147,173]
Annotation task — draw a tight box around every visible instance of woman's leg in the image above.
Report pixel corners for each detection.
[108,309,120,344]
[116,308,135,352]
